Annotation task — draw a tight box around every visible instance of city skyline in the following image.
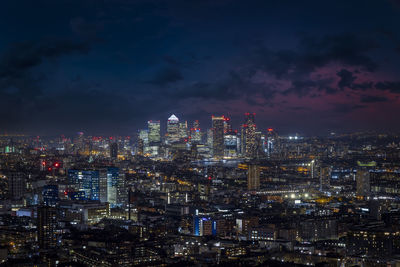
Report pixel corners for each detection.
[2,1,400,266]
[1,0,400,135]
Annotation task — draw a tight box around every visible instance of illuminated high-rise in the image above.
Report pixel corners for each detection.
[190,120,202,144]
[167,114,180,144]
[241,113,257,158]
[212,116,225,159]
[138,129,149,154]
[148,120,161,145]
[207,129,213,155]
[224,131,238,158]
[68,170,100,200]
[148,120,161,156]
[179,121,188,140]
[265,128,279,157]
[223,117,232,133]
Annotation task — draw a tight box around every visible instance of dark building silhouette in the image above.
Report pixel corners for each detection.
[110,142,118,159]
[37,206,58,249]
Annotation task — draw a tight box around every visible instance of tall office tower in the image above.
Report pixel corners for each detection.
[110,142,118,159]
[247,164,260,190]
[207,129,213,155]
[107,167,119,206]
[356,169,370,198]
[100,168,126,207]
[242,113,257,158]
[139,129,149,154]
[68,170,100,200]
[42,185,59,207]
[7,172,26,200]
[224,131,238,158]
[223,116,232,133]
[99,170,108,203]
[148,120,161,156]
[319,166,331,191]
[74,131,85,153]
[148,120,161,145]
[167,114,180,144]
[255,131,263,157]
[37,206,58,249]
[179,121,188,140]
[212,116,225,159]
[117,172,127,206]
[265,128,278,157]
[190,120,202,144]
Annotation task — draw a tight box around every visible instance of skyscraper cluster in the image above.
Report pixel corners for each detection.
[137,113,277,160]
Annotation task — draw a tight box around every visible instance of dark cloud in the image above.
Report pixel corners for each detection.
[70,17,104,41]
[375,81,400,93]
[148,67,183,86]
[250,33,379,84]
[336,69,374,91]
[0,0,399,134]
[360,95,389,103]
[332,103,366,114]
[298,34,379,72]
[337,69,356,89]
[170,71,276,106]
[0,39,90,99]
[245,33,380,98]
[283,78,336,97]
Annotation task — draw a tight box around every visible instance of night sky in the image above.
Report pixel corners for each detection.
[1,0,400,135]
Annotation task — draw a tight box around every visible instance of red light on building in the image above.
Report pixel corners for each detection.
[42,161,46,166]
[208,176,212,181]
[48,167,52,171]
[54,162,60,168]
[267,128,274,132]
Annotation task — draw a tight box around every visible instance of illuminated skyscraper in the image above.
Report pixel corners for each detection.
[224,131,238,158]
[179,121,188,140]
[265,128,278,157]
[223,116,232,133]
[74,131,85,153]
[255,131,264,157]
[68,170,100,200]
[106,167,119,207]
[248,164,260,190]
[148,120,161,156]
[190,120,202,144]
[241,113,257,158]
[167,114,180,144]
[139,129,149,154]
[207,129,213,155]
[148,120,161,145]
[212,116,225,159]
